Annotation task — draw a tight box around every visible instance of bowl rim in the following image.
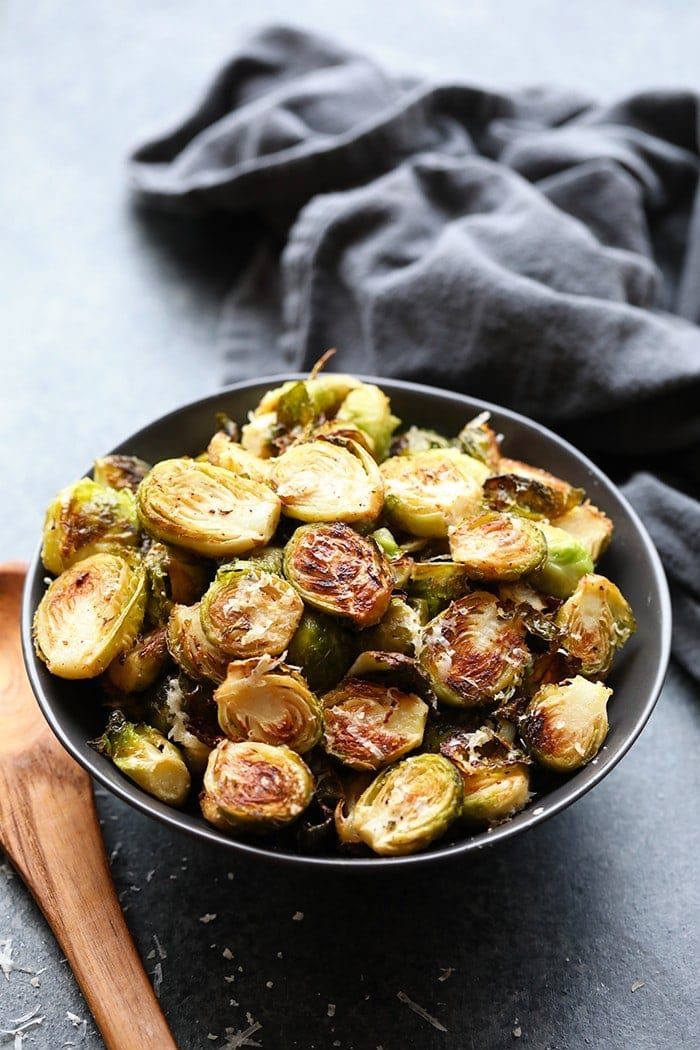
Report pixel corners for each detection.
[22,373,672,869]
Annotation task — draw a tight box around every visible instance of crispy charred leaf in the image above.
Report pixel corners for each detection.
[520,675,611,772]
[439,726,531,825]
[284,522,394,628]
[93,454,152,492]
[456,412,501,469]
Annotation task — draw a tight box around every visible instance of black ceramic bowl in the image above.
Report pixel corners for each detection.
[22,375,671,869]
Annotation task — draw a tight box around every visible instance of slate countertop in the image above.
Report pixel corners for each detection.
[1,3,699,1048]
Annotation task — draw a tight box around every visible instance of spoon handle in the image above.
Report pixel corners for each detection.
[1,745,179,1049]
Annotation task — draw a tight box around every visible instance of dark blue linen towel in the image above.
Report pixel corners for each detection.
[130,25,700,679]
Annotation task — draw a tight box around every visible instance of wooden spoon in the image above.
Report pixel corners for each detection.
[0,563,178,1049]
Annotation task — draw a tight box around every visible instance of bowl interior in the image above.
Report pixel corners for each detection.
[22,375,671,868]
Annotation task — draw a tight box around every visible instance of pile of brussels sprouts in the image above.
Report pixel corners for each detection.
[33,372,636,857]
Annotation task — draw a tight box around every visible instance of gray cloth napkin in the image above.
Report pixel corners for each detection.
[130,24,700,681]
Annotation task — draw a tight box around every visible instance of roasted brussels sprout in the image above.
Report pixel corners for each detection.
[335,383,401,461]
[274,374,360,429]
[284,522,394,627]
[214,657,322,754]
[456,413,501,470]
[352,753,464,855]
[206,431,273,483]
[239,410,278,458]
[200,740,314,832]
[346,649,433,699]
[359,596,424,656]
[551,501,613,563]
[449,511,547,581]
[94,710,190,806]
[484,458,584,519]
[136,458,280,557]
[407,560,471,618]
[390,426,451,456]
[105,626,169,693]
[439,726,531,826]
[92,454,152,492]
[527,522,594,599]
[286,608,357,694]
[34,552,147,679]
[144,674,215,775]
[321,677,428,770]
[520,676,611,772]
[381,448,489,538]
[554,574,636,677]
[270,437,384,525]
[166,603,229,685]
[199,563,303,658]
[41,478,140,575]
[143,542,210,626]
[419,591,530,707]
[239,545,285,576]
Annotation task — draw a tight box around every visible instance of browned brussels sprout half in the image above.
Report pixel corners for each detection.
[321,677,428,771]
[520,676,611,772]
[199,563,303,658]
[200,740,314,832]
[359,597,424,656]
[283,522,394,627]
[484,458,584,519]
[143,541,210,627]
[136,458,280,557]
[214,657,322,754]
[381,449,489,538]
[105,626,169,693]
[206,431,272,484]
[270,437,384,526]
[407,560,471,617]
[551,501,613,563]
[352,753,464,855]
[166,603,229,685]
[456,412,501,470]
[554,574,636,677]
[34,552,147,679]
[286,608,357,694]
[439,726,531,826]
[449,511,547,581]
[94,710,190,806]
[92,454,152,492]
[419,591,530,707]
[41,477,141,575]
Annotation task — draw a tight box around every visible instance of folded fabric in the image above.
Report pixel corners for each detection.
[130,24,700,681]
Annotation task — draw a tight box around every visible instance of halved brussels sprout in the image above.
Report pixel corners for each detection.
[145,674,216,775]
[214,657,322,754]
[92,454,152,492]
[166,603,229,684]
[136,458,280,557]
[520,675,611,772]
[438,726,531,825]
[321,677,428,770]
[554,573,636,677]
[34,552,147,679]
[105,626,169,693]
[527,522,594,599]
[418,591,530,707]
[335,383,401,461]
[381,449,489,538]
[449,511,547,581]
[144,542,210,627]
[286,608,357,694]
[359,597,424,656]
[240,410,278,459]
[390,426,451,456]
[346,650,434,700]
[551,501,613,563]
[199,564,303,658]
[407,560,471,618]
[456,413,501,470]
[352,753,464,855]
[200,740,314,832]
[94,711,190,806]
[484,458,584,519]
[206,431,273,483]
[284,522,394,627]
[41,478,141,575]
[270,437,384,525]
[333,771,374,846]
[497,579,561,643]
